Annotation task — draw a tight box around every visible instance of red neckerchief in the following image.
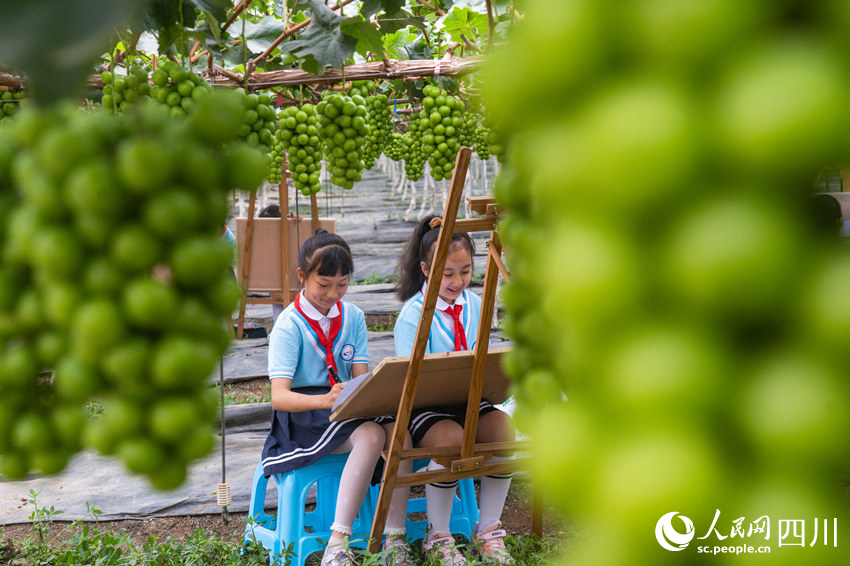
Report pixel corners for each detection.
[294,293,342,387]
[443,304,467,351]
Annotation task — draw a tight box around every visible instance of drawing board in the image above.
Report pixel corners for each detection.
[330,345,512,421]
[235,217,335,291]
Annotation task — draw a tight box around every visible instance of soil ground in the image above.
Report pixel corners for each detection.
[3,376,571,550]
[1,480,569,547]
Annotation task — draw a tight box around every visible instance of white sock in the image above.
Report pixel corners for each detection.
[331,422,384,535]
[425,459,457,537]
[478,455,513,529]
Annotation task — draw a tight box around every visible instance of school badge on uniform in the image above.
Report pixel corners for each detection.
[340,344,355,361]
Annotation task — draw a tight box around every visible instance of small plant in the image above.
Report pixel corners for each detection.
[27,489,64,546]
[354,270,396,286]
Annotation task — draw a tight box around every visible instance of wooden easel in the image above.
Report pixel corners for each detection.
[235,153,323,339]
[367,147,539,552]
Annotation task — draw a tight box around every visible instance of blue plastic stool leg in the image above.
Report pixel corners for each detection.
[244,455,379,566]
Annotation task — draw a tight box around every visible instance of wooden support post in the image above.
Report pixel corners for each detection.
[368,147,473,553]
[310,193,320,233]
[485,240,510,282]
[458,230,501,462]
[531,469,544,537]
[236,191,257,339]
[277,156,292,310]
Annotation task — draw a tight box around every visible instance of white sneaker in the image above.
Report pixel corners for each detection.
[321,543,352,566]
[471,521,515,564]
[382,535,416,565]
[423,532,470,565]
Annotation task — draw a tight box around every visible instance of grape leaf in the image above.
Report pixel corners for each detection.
[383,29,416,60]
[0,0,147,106]
[188,0,231,23]
[377,10,427,35]
[242,16,287,55]
[282,0,357,71]
[439,7,488,44]
[142,0,195,34]
[340,17,385,58]
[361,0,405,19]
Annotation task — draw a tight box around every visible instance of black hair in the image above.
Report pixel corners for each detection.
[298,229,354,280]
[810,194,843,235]
[259,204,281,217]
[395,214,475,302]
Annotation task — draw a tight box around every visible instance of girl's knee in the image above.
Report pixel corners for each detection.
[421,420,463,447]
[355,421,386,446]
[478,411,515,444]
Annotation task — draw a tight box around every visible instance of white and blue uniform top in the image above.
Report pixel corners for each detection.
[394,284,481,356]
[268,291,369,388]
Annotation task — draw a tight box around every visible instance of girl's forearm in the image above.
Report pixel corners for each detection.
[271,385,331,412]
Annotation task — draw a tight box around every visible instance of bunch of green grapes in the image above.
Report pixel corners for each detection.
[472,122,491,160]
[401,129,424,182]
[362,92,391,170]
[277,104,323,195]
[267,135,283,184]
[487,2,850,565]
[237,91,277,156]
[102,64,151,113]
[383,131,406,162]
[0,90,26,123]
[416,84,466,181]
[347,79,375,98]
[148,60,212,119]
[457,110,478,148]
[487,125,505,163]
[0,91,267,490]
[316,90,368,190]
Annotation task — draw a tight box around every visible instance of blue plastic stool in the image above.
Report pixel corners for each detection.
[244,454,375,566]
[369,459,479,542]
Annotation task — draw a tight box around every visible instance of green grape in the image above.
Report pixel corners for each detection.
[145,59,213,121]
[401,127,424,182]
[276,103,323,195]
[0,89,27,123]
[267,134,283,184]
[416,84,467,181]
[472,122,492,160]
[0,92,265,488]
[485,2,850,565]
[383,132,406,162]
[317,89,369,190]
[362,93,391,170]
[102,64,151,113]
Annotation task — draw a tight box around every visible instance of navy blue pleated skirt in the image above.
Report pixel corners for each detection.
[261,385,390,479]
[408,400,499,446]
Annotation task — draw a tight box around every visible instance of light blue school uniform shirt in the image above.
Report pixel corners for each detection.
[268,291,369,388]
[394,286,481,356]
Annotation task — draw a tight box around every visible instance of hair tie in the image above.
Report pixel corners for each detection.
[429,216,443,229]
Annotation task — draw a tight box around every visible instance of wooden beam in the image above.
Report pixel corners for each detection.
[461,229,501,460]
[278,153,292,309]
[391,458,529,488]
[454,217,497,233]
[236,192,257,340]
[486,240,510,282]
[381,440,532,462]
[76,56,483,91]
[310,193,320,233]
[466,196,494,215]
